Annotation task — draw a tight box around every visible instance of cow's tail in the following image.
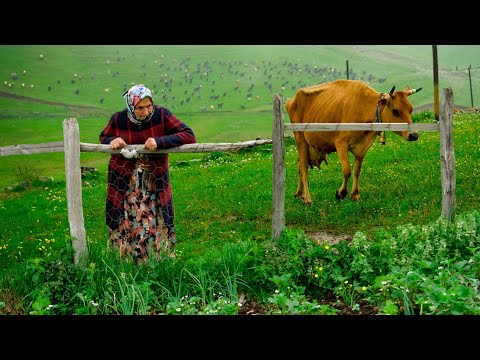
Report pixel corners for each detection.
[285,96,299,123]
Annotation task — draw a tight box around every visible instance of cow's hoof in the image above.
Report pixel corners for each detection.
[335,191,347,200]
[294,193,312,205]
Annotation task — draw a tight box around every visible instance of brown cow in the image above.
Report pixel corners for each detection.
[285,79,422,205]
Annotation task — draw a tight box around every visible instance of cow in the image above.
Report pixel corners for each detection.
[285,79,422,205]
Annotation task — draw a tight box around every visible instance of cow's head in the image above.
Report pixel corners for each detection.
[378,85,422,141]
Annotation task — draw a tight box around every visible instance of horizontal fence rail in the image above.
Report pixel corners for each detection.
[79,140,273,154]
[0,139,273,157]
[285,123,440,132]
[0,141,64,156]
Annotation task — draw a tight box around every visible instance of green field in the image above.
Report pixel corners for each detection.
[1,45,479,116]
[1,46,479,315]
[1,45,479,190]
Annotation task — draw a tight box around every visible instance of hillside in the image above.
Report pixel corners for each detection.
[0,45,478,114]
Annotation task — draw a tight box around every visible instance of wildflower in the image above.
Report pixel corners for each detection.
[362,286,367,291]
[319,267,323,271]
[324,245,329,250]
[344,280,348,284]
[315,274,318,278]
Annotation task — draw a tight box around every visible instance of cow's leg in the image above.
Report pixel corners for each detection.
[350,156,365,201]
[335,146,351,200]
[293,131,312,205]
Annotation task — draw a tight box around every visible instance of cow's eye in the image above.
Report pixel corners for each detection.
[392,109,400,117]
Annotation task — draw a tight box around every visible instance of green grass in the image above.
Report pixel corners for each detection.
[1,46,479,315]
[1,44,478,191]
[1,111,479,268]
[1,45,479,113]
[1,111,479,315]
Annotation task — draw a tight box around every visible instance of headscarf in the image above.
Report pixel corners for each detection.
[124,84,155,125]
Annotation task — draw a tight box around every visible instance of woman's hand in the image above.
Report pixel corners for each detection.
[144,137,157,150]
[110,137,126,149]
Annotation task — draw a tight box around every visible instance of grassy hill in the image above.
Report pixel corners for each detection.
[0,45,479,315]
[1,45,479,116]
[0,45,479,190]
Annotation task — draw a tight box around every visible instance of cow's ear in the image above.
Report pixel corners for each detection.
[378,97,388,107]
[404,85,411,91]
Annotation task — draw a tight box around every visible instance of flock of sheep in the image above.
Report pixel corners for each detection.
[3,50,388,115]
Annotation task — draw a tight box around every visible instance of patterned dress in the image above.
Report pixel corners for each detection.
[108,156,175,262]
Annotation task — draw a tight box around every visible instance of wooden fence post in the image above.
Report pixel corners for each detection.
[272,93,285,240]
[439,88,456,221]
[63,118,88,268]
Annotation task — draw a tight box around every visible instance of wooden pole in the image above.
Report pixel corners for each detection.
[468,65,474,107]
[456,64,479,108]
[63,118,88,268]
[432,45,440,121]
[272,93,285,240]
[439,88,455,221]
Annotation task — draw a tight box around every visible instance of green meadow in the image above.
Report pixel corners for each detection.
[0,45,479,315]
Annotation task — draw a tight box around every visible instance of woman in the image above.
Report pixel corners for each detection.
[99,84,196,263]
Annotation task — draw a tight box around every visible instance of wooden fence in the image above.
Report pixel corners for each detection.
[1,127,272,268]
[1,88,456,267]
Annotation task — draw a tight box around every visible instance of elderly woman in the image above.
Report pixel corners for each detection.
[99,84,196,263]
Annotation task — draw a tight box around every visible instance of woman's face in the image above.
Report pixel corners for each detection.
[134,97,153,120]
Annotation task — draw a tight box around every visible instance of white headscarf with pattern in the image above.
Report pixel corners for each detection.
[123,84,155,125]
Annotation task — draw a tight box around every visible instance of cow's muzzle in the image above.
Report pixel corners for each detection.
[407,131,419,141]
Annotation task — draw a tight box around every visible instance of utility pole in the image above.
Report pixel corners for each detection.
[432,46,439,121]
[456,64,480,108]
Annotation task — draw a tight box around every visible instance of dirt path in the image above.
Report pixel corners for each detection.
[0,91,468,115]
[0,91,101,110]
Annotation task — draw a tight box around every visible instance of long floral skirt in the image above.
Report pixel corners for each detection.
[108,158,176,264]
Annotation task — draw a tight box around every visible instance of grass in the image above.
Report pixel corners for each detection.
[0,45,479,315]
[1,111,479,315]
